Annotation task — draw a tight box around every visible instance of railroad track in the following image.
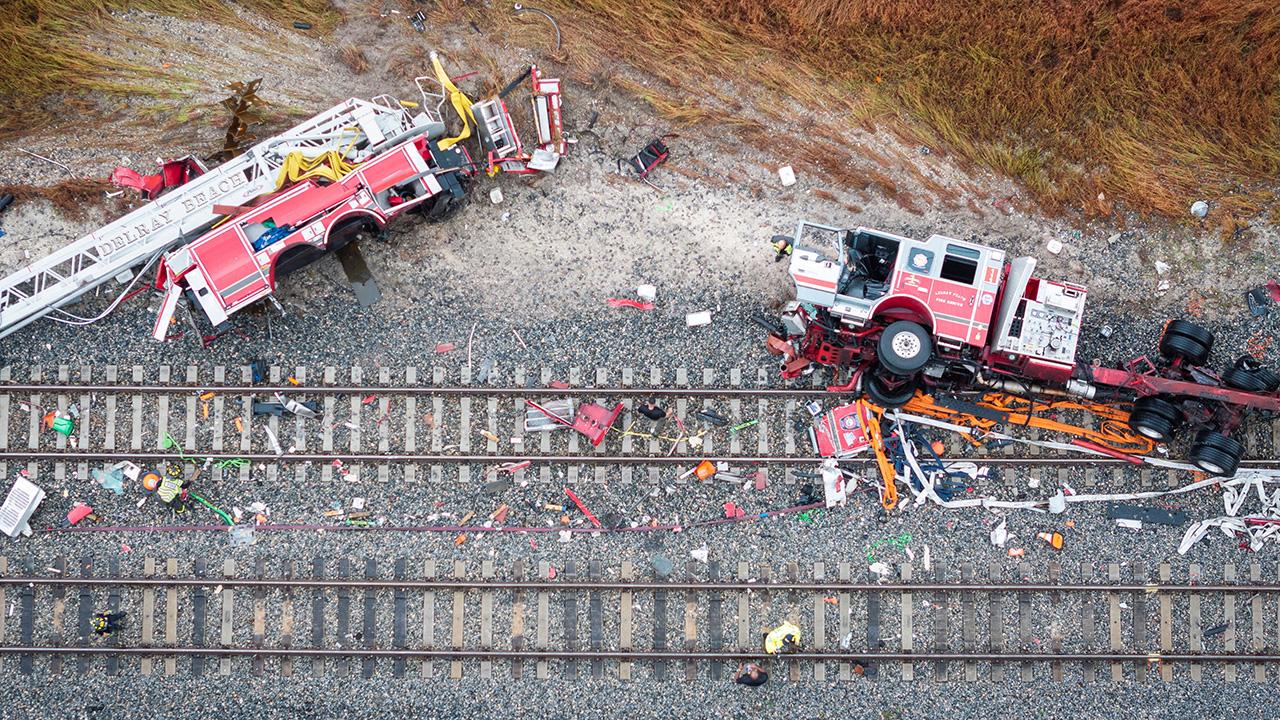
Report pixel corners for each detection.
[2,555,1277,682]
[2,364,1277,490]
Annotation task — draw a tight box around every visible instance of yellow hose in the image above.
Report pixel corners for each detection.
[431,53,476,151]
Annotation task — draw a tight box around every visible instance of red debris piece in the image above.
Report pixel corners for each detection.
[1268,279,1280,303]
[362,395,377,405]
[66,503,93,526]
[753,471,767,491]
[606,298,655,311]
[722,502,747,519]
[548,380,570,389]
[434,342,457,354]
[564,487,602,528]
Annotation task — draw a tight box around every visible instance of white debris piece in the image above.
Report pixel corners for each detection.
[0,476,45,538]
[685,311,712,327]
[489,187,504,204]
[352,497,365,510]
[1190,200,1208,218]
[1154,260,1171,275]
[868,561,892,577]
[1048,490,1066,514]
[990,519,1008,547]
[1115,518,1143,530]
[778,166,796,187]
[690,547,709,563]
[1046,239,1064,255]
[636,284,657,302]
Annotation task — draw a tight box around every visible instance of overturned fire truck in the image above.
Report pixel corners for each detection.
[766,220,1280,477]
[0,54,566,343]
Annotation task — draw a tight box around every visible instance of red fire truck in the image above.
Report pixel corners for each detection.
[766,220,1280,477]
[150,131,474,339]
[0,57,566,344]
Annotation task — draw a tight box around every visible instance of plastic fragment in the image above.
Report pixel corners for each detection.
[606,298,654,311]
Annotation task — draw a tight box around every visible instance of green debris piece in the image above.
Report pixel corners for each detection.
[729,419,759,434]
[864,532,913,563]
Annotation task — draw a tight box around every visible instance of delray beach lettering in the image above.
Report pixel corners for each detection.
[92,172,250,259]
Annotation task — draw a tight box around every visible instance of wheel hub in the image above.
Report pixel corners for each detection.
[891,331,923,360]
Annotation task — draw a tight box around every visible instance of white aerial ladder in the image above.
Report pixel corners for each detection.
[0,87,445,340]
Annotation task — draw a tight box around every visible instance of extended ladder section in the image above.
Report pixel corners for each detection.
[0,95,443,340]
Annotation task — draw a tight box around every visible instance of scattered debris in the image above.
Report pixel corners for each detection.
[607,298,654,311]
[228,526,256,547]
[1107,504,1188,526]
[621,136,672,189]
[66,503,93,526]
[564,487,602,528]
[92,467,125,494]
[989,519,1008,547]
[651,554,674,577]
[17,148,72,173]
[686,311,712,327]
[1246,287,1270,318]
[1203,623,1230,638]
[1036,531,1064,550]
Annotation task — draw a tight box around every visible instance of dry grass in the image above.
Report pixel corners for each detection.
[0,179,120,220]
[338,43,370,74]
[532,0,1280,221]
[0,0,340,140]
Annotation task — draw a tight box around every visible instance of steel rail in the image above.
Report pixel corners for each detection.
[0,383,825,398]
[2,577,1275,593]
[0,646,1275,662]
[0,449,1268,468]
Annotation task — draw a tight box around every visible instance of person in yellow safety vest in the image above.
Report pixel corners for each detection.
[764,620,802,654]
[771,235,794,263]
[157,467,188,513]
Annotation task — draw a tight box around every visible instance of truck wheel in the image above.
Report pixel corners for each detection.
[1127,395,1182,442]
[1188,429,1243,477]
[877,321,932,375]
[1223,356,1280,393]
[864,373,916,409]
[1159,319,1213,366]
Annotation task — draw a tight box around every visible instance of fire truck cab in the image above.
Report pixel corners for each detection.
[778,220,1087,405]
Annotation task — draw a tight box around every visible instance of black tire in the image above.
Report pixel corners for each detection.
[1188,429,1243,477]
[877,321,932,375]
[1159,319,1213,366]
[863,373,916,408]
[1127,395,1182,442]
[1222,365,1270,393]
[1228,356,1280,392]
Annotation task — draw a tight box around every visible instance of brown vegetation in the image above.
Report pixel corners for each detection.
[530,0,1280,221]
[0,0,339,140]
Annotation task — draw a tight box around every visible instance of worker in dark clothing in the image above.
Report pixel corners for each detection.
[772,235,793,263]
[638,398,668,438]
[734,662,769,687]
[91,611,127,637]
